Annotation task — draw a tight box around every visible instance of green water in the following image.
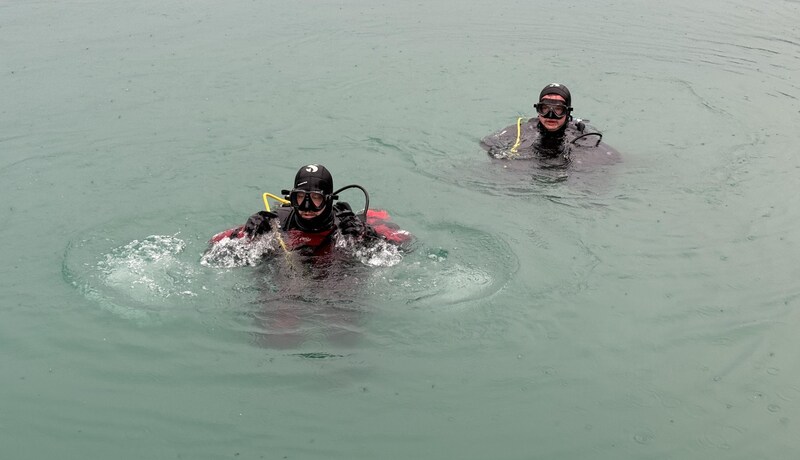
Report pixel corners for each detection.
[2,0,799,458]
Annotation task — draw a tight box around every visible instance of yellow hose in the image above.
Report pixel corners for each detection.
[509,117,524,158]
[261,193,291,255]
[262,192,289,211]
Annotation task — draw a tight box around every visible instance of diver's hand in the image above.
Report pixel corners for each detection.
[334,202,359,235]
[333,202,354,215]
[243,211,278,237]
[335,203,377,239]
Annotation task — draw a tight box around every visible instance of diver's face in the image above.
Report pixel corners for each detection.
[537,95,568,132]
[297,207,326,220]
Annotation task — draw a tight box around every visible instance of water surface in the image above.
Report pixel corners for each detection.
[2,1,799,459]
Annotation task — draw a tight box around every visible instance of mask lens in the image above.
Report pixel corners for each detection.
[308,192,324,207]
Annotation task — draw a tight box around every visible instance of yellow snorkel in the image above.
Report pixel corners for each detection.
[262,192,289,211]
[508,116,524,158]
[261,192,291,254]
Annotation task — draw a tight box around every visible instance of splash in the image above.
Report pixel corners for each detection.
[200,233,281,268]
[202,232,406,269]
[337,236,405,267]
[98,234,198,302]
[62,232,209,322]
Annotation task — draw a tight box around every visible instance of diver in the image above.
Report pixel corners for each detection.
[480,83,619,166]
[206,163,412,260]
[204,163,412,349]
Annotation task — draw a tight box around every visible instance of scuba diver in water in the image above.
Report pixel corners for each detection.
[206,163,412,261]
[480,83,620,167]
[204,163,412,349]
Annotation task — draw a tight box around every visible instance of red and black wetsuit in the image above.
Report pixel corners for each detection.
[209,204,412,253]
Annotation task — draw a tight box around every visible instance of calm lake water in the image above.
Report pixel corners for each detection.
[2,0,799,459]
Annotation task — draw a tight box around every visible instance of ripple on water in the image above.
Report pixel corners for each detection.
[63,217,516,325]
[411,143,620,205]
[63,220,412,323]
[368,222,519,310]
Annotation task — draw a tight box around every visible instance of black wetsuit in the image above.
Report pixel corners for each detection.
[480,118,618,167]
[241,202,379,254]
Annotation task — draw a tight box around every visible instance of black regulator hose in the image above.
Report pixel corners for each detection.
[570,132,603,147]
[332,184,370,222]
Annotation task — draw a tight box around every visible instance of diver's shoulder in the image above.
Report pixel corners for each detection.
[567,118,622,162]
[567,117,596,131]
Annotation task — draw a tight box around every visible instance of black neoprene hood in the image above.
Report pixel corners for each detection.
[539,83,572,106]
[294,164,333,194]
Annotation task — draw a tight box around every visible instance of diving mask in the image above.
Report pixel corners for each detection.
[535,101,572,119]
[289,189,327,212]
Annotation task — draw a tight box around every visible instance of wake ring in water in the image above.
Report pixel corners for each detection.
[63,228,203,322]
[367,222,519,310]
